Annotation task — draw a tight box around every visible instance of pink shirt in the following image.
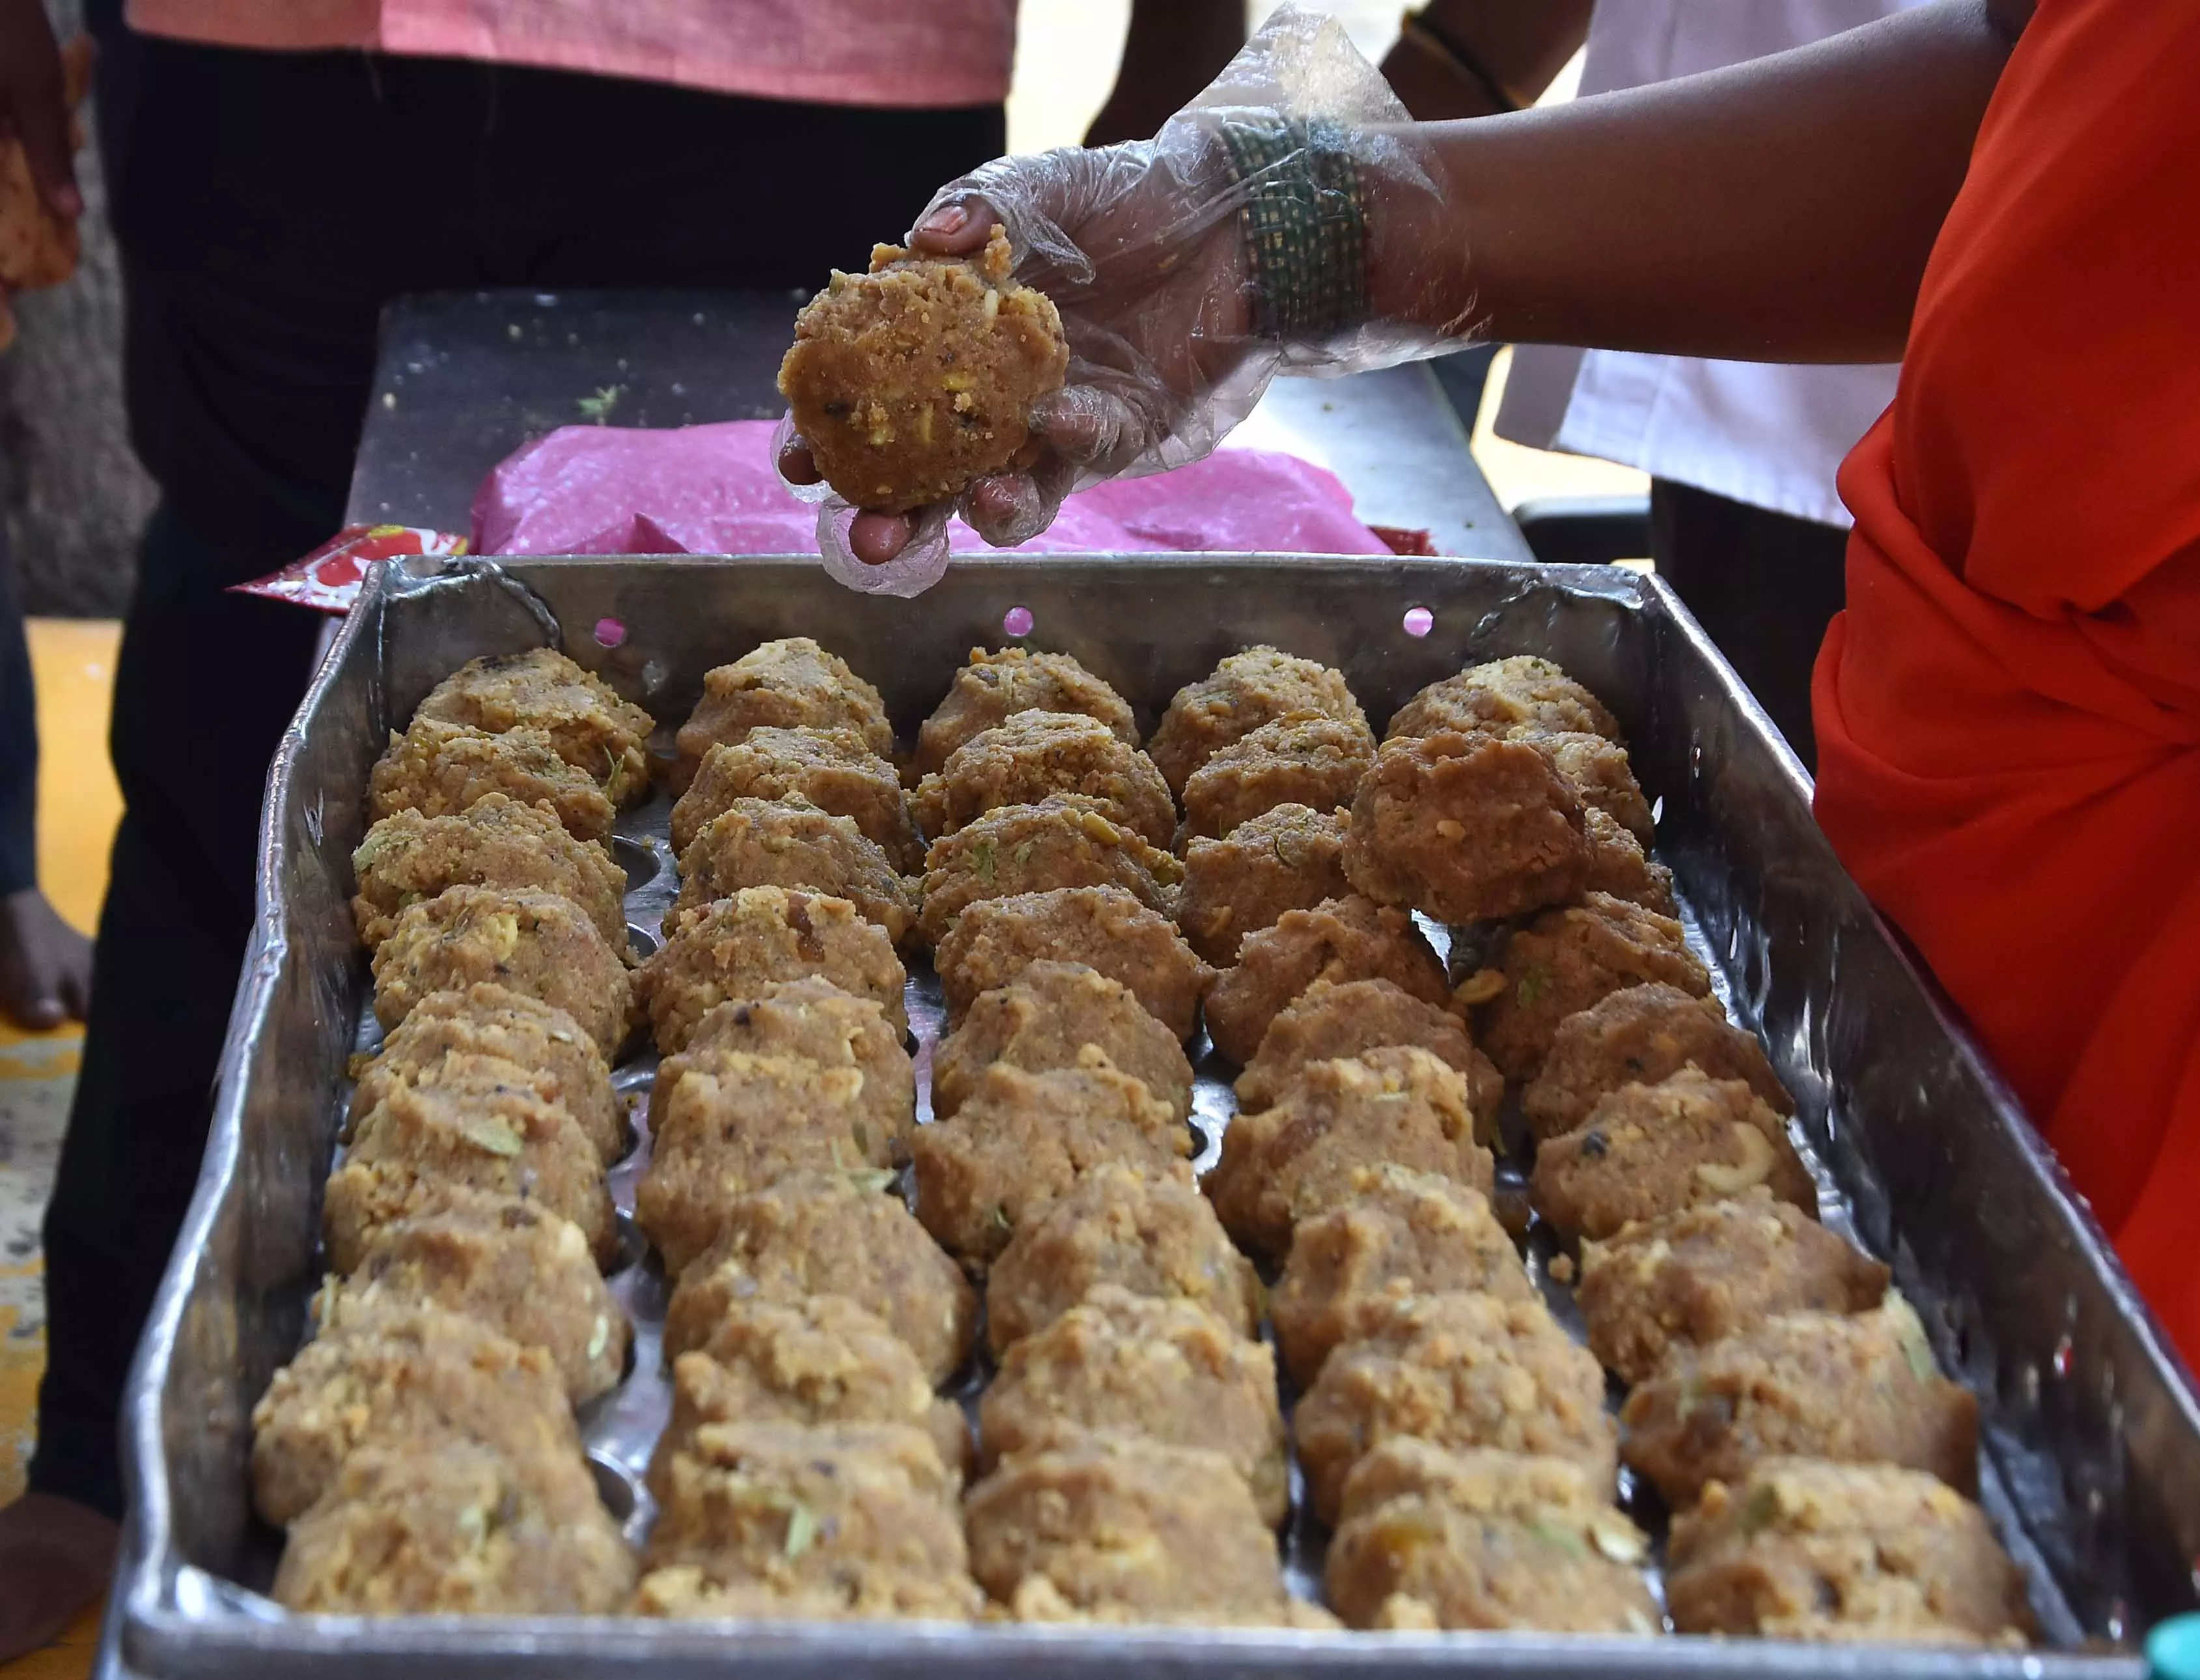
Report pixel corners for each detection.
[124,0,1018,108]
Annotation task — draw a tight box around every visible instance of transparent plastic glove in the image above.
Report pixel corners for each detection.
[777,3,1464,588]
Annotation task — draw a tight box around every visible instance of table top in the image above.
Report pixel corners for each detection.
[344,288,1529,563]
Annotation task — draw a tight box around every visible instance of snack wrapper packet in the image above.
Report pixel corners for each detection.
[232,525,469,614]
[777,3,1454,596]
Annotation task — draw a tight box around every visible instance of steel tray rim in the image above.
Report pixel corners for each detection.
[109,552,2200,1679]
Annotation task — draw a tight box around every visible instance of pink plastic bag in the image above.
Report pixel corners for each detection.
[237,417,1419,615]
[470,419,1395,576]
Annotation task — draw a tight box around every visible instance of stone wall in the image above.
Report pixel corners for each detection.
[0,0,154,618]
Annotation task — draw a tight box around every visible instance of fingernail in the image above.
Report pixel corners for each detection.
[919,203,968,236]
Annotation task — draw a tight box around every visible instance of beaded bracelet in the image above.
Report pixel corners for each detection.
[1219,116,1370,344]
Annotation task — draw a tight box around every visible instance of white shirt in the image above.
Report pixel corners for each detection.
[1494,0,1920,529]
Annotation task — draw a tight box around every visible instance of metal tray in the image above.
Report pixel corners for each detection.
[105,553,2200,1680]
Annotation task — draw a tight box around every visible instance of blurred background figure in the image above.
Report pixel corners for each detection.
[0,0,94,1032]
[1385,0,1920,768]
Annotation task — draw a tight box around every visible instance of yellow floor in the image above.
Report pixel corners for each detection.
[2,619,120,1680]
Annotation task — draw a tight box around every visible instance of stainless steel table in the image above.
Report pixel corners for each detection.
[344,289,1529,561]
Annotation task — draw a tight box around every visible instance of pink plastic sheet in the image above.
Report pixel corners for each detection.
[470,419,1396,561]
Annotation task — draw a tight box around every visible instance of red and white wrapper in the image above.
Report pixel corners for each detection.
[232,524,469,615]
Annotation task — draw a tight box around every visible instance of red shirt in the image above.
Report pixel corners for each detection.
[1815,0,2200,1365]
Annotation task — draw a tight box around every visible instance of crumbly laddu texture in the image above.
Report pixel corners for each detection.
[932,960,1193,1121]
[1147,647,1369,798]
[646,978,912,1147]
[1522,979,1790,1142]
[320,1197,628,1405]
[962,1436,1298,1624]
[369,716,617,843]
[1466,892,1711,1080]
[412,647,654,806]
[915,646,1138,777]
[663,1172,975,1386]
[1203,893,1449,1065]
[1530,1067,1816,1243]
[641,1421,982,1621]
[348,981,621,1163]
[1343,730,1589,925]
[1619,1298,1981,1507]
[1578,1190,1889,1384]
[1177,802,1352,965]
[671,725,919,866]
[1292,1290,1615,1526]
[979,1288,1288,1526]
[647,1296,969,1497]
[913,710,1176,851]
[1521,727,1654,841]
[1270,1165,1534,1389]
[910,1056,1195,1268]
[673,638,895,791]
[1336,1436,1623,1530]
[324,1051,616,1274]
[1179,710,1375,844]
[249,1304,583,1528]
[934,883,1209,1039]
[674,796,916,947]
[1233,976,1500,1138]
[634,1571,962,1621]
[638,1048,902,1276]
[917,794,1182,948]
[272,1439,635,1616]
[986,1162,1260,1355]
[1206,1048,1494,1264]
[1326,1441,1658,1634]
[1665,1458,2032,1645]
[1384,656,1621,745]
[779,227,1070,515]
[351,791,628,953]
[1582,804,1677,914]
[370,883,632,1058]
[639,885,907,1050]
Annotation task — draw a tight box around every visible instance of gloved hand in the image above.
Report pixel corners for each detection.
[778,3,1464,596]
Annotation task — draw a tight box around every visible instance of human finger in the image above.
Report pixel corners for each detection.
[777,436,820,486]
[1029,382,1170,478]
[907,196,1001,257]
[962,450,1077,549]
[847,510,915,567]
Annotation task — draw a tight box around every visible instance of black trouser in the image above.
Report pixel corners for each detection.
[0,527,33,899]
[1649,478,1852,772]
[31,21,1003,1519]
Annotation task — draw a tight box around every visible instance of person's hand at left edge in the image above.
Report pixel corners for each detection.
[0,0,87,346]
[0,0,81,221]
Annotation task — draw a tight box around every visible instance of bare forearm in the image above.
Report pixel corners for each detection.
[1377,0,2016,362]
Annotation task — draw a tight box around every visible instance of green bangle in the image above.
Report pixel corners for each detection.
[1219,116,1369,344]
